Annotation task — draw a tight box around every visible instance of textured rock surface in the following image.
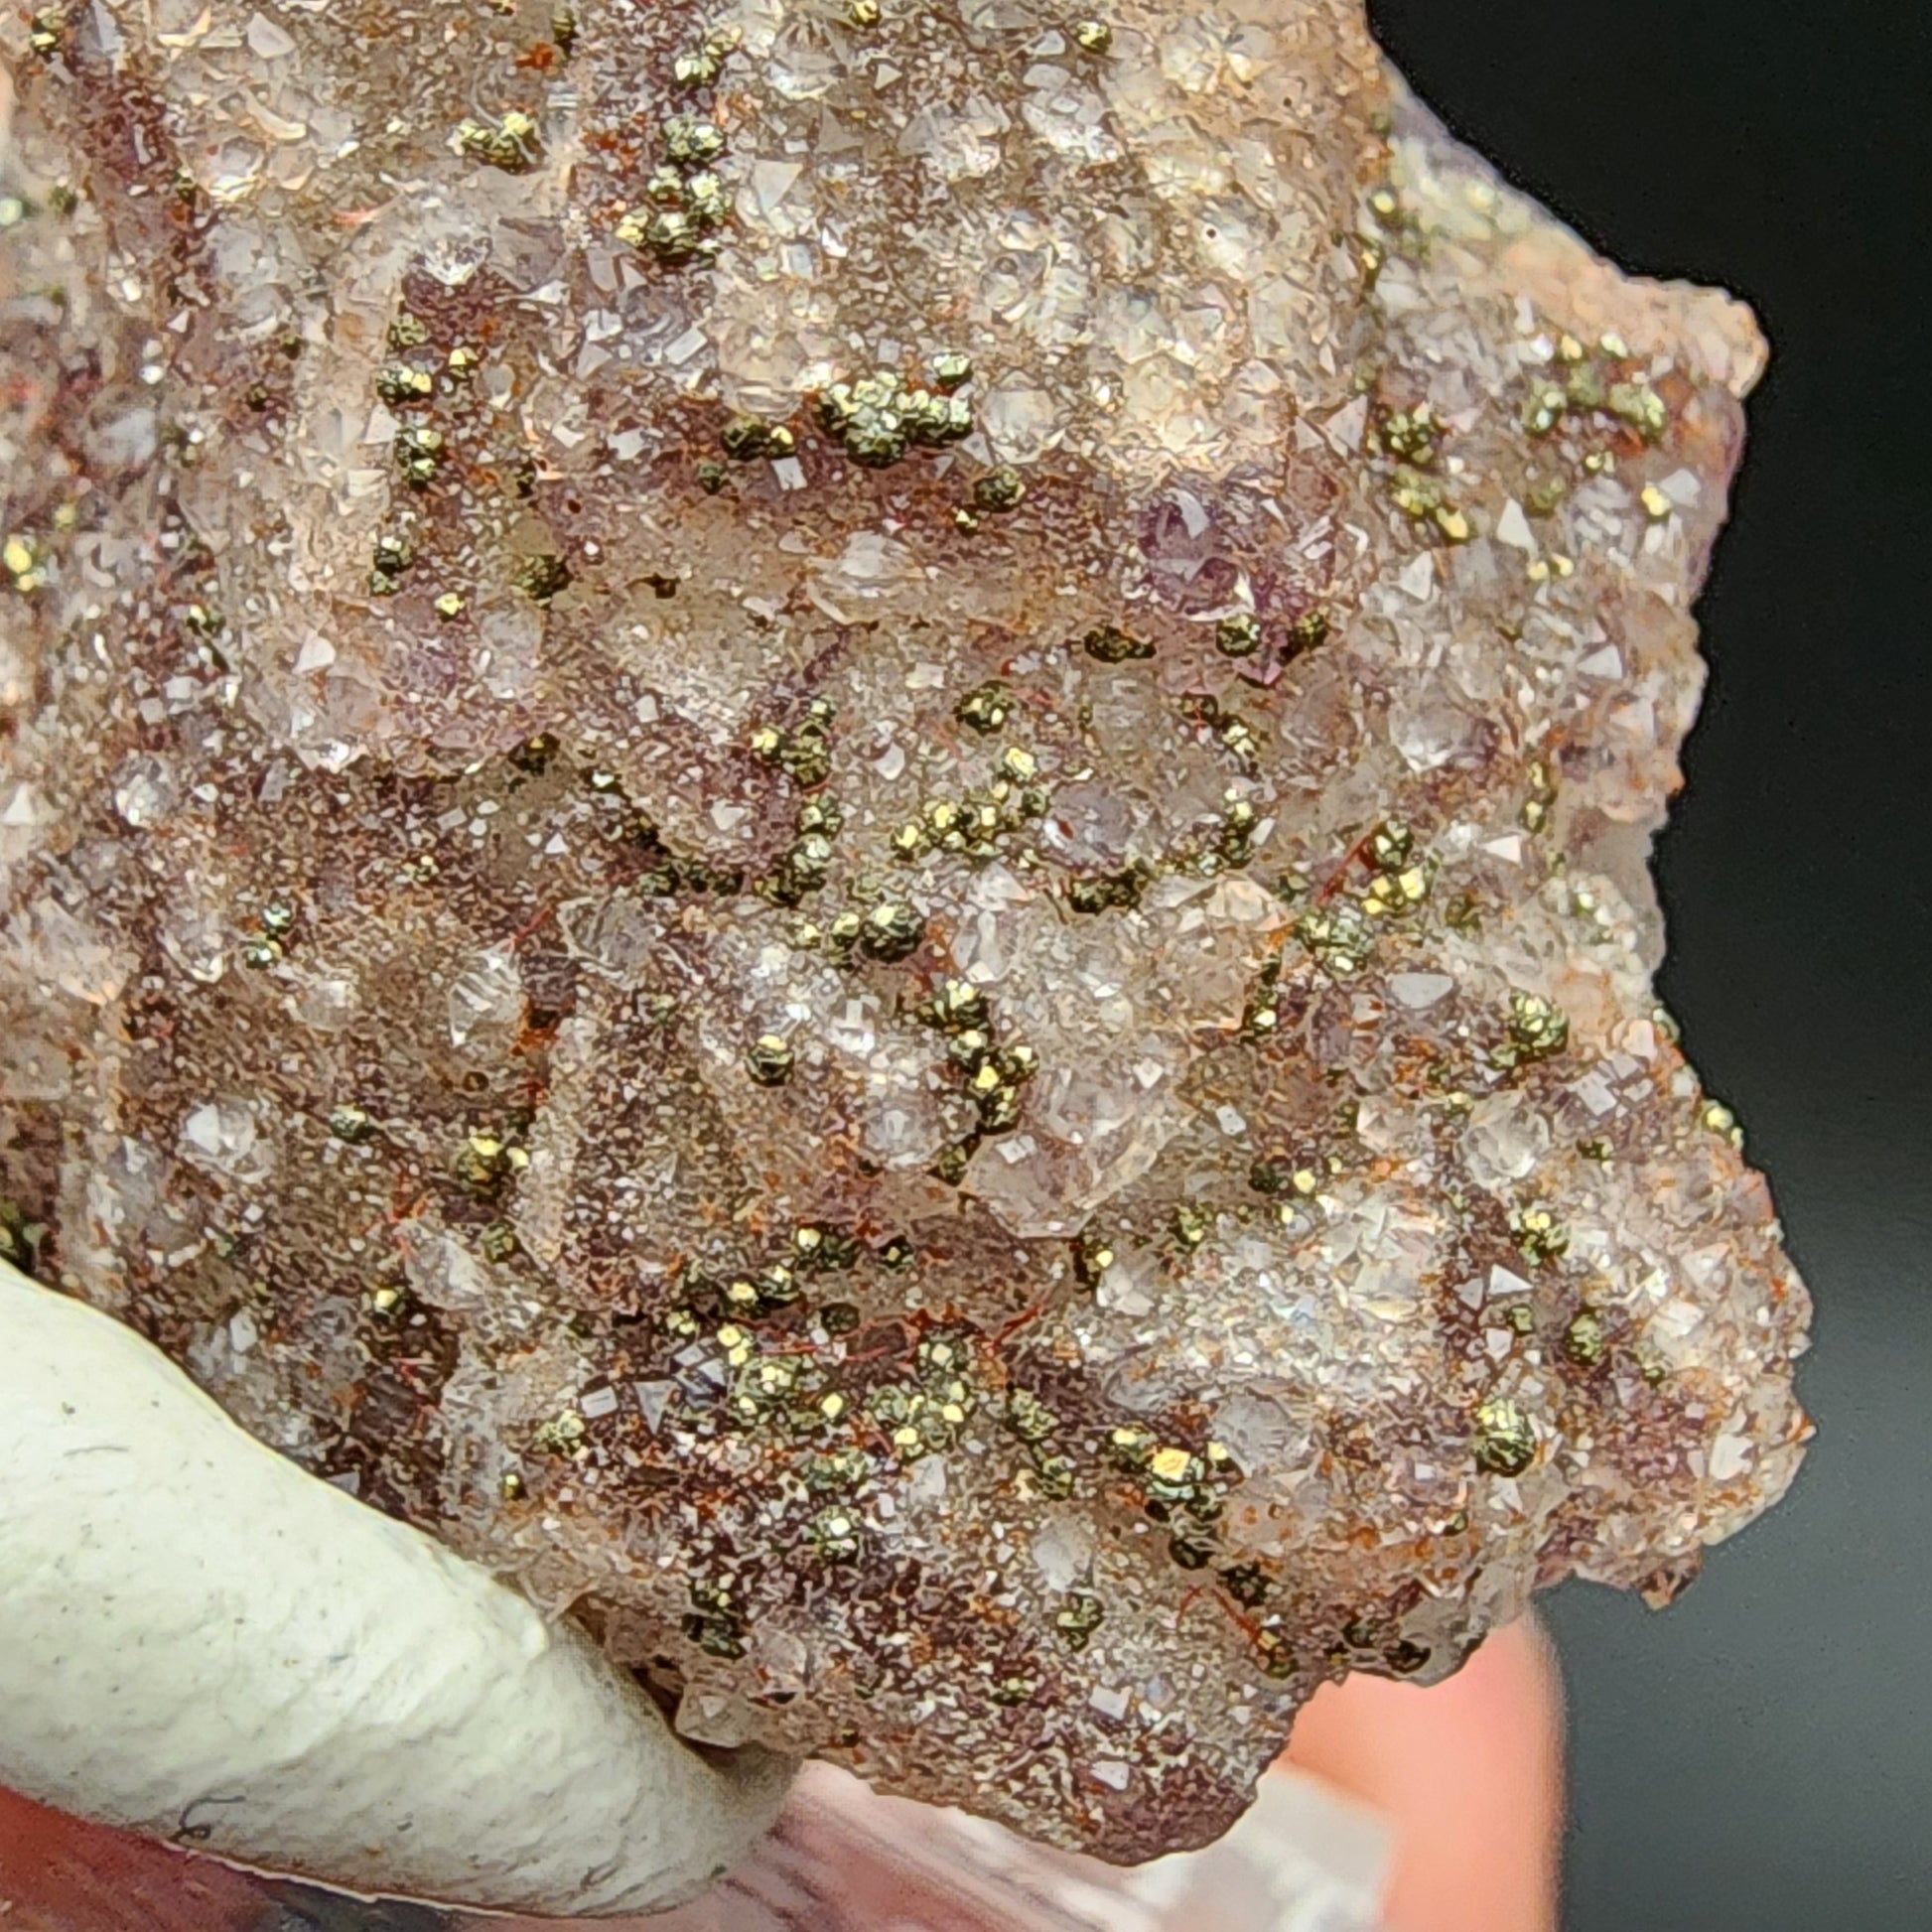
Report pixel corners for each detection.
[0,0,1809,1861]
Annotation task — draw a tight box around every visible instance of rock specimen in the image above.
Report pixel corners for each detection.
[0,0,1810,1862]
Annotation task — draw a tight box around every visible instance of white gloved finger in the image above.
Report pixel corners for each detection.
[0,1261,791,1916]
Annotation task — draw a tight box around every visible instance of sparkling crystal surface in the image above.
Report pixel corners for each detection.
[0,0,1809,1860]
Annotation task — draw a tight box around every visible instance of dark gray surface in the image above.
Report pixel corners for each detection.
[1548,1176,1932,1930]
[265,1891,447,1932]
[1366,2,1931,1926]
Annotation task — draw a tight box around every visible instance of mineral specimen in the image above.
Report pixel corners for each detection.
[0,0,1809,1863]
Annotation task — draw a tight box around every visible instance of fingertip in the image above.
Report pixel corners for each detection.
[1285,1619,1564,1932]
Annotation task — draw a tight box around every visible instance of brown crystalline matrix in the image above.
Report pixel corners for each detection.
[0,0,1809,1861]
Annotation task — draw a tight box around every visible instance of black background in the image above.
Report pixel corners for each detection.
[1365,2,1931,1927]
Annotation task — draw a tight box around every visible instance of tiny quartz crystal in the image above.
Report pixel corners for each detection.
[0,0,1809,1861]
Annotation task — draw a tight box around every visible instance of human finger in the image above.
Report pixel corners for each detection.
[1286,1617,1564,1932]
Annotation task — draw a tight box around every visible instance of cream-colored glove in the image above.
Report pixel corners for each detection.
[0,1260,789,1917]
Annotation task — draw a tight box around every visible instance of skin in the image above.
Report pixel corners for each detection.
[0,1620,1562,1931]
[1287,1618,1565,1932]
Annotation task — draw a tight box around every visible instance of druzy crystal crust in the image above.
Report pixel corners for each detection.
[0,0,1808,1860]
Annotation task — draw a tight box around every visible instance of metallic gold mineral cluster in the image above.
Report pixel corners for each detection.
[0,0,1809,1860]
